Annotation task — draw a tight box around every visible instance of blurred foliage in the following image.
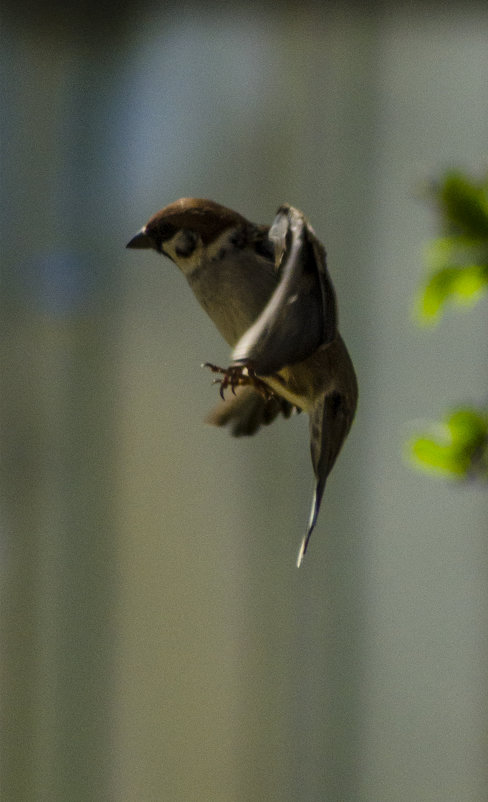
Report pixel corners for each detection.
[409,170,488,481]
[409,408,488,479]
[416,171,488,323]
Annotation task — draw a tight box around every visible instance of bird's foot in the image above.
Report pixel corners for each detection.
[203,362,273,401]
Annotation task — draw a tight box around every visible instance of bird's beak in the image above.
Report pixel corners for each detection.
[126,228,152,249]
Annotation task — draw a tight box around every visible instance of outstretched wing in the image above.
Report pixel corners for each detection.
[231,205,337,376]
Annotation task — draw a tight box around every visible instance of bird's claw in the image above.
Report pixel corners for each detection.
[202,362,273,400]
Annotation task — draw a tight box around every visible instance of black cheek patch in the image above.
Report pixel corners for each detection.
[175,230,197,258]
[229,229,246,249]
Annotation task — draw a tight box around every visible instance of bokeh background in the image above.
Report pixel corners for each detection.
[2,2,488,800]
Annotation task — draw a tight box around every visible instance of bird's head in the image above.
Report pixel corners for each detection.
[126,197,259,275]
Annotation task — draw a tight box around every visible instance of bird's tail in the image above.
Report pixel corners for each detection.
[296,479,327,567]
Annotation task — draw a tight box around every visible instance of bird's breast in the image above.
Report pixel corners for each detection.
[187,252,277,346]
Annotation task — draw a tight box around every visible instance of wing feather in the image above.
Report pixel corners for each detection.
[231,205,337,375]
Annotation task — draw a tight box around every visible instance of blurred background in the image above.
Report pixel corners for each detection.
[2,1,488,800]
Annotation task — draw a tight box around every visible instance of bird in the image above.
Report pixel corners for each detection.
[127,198,358,566]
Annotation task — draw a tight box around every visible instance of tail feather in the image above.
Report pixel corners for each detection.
[296,480,326,567]
[205,385,295,437]
[298,384,355,566]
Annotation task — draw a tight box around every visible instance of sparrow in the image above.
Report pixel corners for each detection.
[127,198,358,566]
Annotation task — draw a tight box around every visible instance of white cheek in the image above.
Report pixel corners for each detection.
[164,228,238,275]
[164,235,202,274]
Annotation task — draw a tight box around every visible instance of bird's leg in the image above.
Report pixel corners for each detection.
[202,362,274,401]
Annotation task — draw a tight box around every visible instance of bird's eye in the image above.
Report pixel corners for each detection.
[175,230,198,258]
[158,223,177,242]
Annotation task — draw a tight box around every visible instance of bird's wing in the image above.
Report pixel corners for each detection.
[231,205,337,376]
[205,385,296,437]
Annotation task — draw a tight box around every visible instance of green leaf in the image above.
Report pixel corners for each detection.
[410,436,468,476]
[408,407,488,479]
[438,172,488,238]
[425,236,488,272]
[417,263,488,322]
[447,408,488,449]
